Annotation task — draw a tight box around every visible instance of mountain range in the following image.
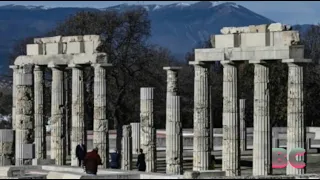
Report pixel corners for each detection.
[0,1,313,75]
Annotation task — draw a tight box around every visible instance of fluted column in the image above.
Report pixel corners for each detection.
[166,95,183,175]
[92,63,110,168]
[15,64,34,165]
[239,99,246,152]
[189,61,210,171]
[285,60,308,175]
[34,65,46,160]
[121,125,132,170]
[49,64,66,165]
[69,64,85,166]
[0,130,14,165]
[9,65,18,130]
[140,87,156,172]
[221,61,240,176]
[251,62,271,176]
[130,122,140,154]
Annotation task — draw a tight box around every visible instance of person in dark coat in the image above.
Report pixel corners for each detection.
[110,149,121,169]
[136,148,146,171]
[83,147,102,175]
[75,143,87,167]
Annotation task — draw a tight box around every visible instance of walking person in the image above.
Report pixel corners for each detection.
[136,148,146,172]
[110,149,121,169]
[75,142,87,167]
[83,147,103,175]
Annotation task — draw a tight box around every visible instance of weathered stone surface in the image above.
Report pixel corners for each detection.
[0,130,14,165]
[192,63,210,171]
[15,64,34,166]
[252,63,271,176]
[69,64,86,166]
[166,96,183,175]
[286,63,306,175]
[92,64,109,168]
[268,23,286,32]
[221,61,240,176]
[49,65,66,165]
[140,87,156,172]
[130,123,140,154]
[121,125,132,170]
[239,99,246,152]
[34,65,46,160]
[183,171,200,179]
[9,65,18,130]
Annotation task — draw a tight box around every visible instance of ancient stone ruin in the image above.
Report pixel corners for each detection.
[0,23,317,179]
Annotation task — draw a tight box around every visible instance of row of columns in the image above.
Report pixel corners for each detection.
[10,63,110,167]
[189,60,306,176]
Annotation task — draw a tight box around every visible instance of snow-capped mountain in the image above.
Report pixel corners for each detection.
[0,1,311,75]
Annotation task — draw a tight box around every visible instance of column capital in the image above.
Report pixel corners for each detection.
[48,62,63,70]
[163,66,182,71]
[9,65,19,70]
[34,65,44,71]
[91,63,112,68]
[282,58,312,64]
[68,63,82,69]
[221,60,238,67]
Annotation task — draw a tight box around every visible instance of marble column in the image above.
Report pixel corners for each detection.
[121,125,132,170]
[69,64,85,166]
[166,95,183,175]
[283,59,311,175]
[34,65,46,160]
[251,62,271,176]
[140,87,156,172]
[9,65,18,130]
[92,64,110,168]
[15,64,34,166]
[49,64,66,165]
[239,99,246,152]
[130,122,140,154]
[189,61,210,171]
[0,130,14,165]
[221,61,240,176]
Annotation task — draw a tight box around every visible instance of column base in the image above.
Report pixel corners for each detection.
[32,158,55,165]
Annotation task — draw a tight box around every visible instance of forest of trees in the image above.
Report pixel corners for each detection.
[2,8,320,147]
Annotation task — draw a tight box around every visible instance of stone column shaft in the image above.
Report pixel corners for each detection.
[252,63,271,176]
[191,62,210,171]
[0,130,14,165]
[222,62,240,176]
[9,65,18,130]
[286,63,306,175]
[239,99,246,152]
[93,64,109,168]
[166,95,183,175]
[15,64,34,166]
[70,64,85,166]
[49,64,66,165]
[121,125,132,170]
[130,123,140,154]
[140,87,156,172]
[34,65,46,159]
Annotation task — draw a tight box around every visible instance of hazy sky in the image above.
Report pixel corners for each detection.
[1,1,319,24]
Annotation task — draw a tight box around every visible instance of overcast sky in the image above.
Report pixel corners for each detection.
[1,1,319,24]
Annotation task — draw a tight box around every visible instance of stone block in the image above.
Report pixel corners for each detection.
[34,36,62,44]
[22,144,35,159]
[62,36,84,42]
[66,42,84,54]
[32,159,55,165]
[198,170,226,179]
[269,31,300,46]
[214,34,240,48]
[26,44,43,55]
[240,33,268,47]
[84,41,102,54]
[45,43,63,55]
[256,24,268,33]
[0,130,14,142]
[0,166,26,177]
[268,23,285,32]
